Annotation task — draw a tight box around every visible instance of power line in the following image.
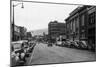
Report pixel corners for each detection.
[12,0,95,6]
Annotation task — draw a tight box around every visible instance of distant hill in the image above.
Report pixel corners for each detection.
[30,28,48,36]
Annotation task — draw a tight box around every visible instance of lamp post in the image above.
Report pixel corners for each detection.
[12,2,24,41]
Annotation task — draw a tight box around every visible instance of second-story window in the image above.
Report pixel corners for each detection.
[89,12,96,25]
[81,15,85,26]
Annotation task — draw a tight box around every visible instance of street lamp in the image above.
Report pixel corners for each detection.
[12,2,24,41]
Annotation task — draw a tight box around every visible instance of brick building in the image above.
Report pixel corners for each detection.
[65,5,96,47]
[48,21,66,40]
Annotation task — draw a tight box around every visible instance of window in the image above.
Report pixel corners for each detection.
[67,23,70,33]
[69,22,72,33]
[89,12,96,25]
[76,17,79,28]
[67,24,69,29]
[81,29,85,32]
[73,19,75,32]
[70,21,72,30]
[81,33,85,39]
[70,21,73,33]
[81,15,85,26]
[75,17,79,32]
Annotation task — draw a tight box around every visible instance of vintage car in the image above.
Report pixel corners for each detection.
[48,43,52,47]
[78,41,88,49]
[64,41,71,47]
[71,41,80,48]
[11,40,28,66]
[56,40,62,46]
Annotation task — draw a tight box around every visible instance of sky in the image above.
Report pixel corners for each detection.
[11,1,79,31]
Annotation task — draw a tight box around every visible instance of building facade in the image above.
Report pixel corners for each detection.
[11,24,27,41]
[19,26,27,40]
[65,5,96,48]
[48,21,66,40]
[87,6,96,47]
[26,32,32,40]
[11,24,21,41]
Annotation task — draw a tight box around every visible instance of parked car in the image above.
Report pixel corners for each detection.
[48,43,52,47]
[87,43,96,51]
[68,41,75,48]
[61,39,66,46]
[27,42,36,53]
[21,42,30,57]
[61,41,66,47]
[64,40,79,48]
[78,41,88,49]
[56,40,62,46]
[11,48,26,66]
[65,41,71,47]
[72,41,80,48]
[11,41,28,66]
[11,42,22,52]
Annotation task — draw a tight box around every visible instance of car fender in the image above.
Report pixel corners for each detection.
[15,56,19,61]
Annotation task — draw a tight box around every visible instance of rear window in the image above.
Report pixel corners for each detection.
[13,43,21,50]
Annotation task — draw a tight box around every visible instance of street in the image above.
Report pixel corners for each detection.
[27,43,96,65]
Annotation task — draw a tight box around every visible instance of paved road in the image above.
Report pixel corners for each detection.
[28,43,96,65]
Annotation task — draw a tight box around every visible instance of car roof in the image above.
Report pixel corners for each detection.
[11,40,28,44]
